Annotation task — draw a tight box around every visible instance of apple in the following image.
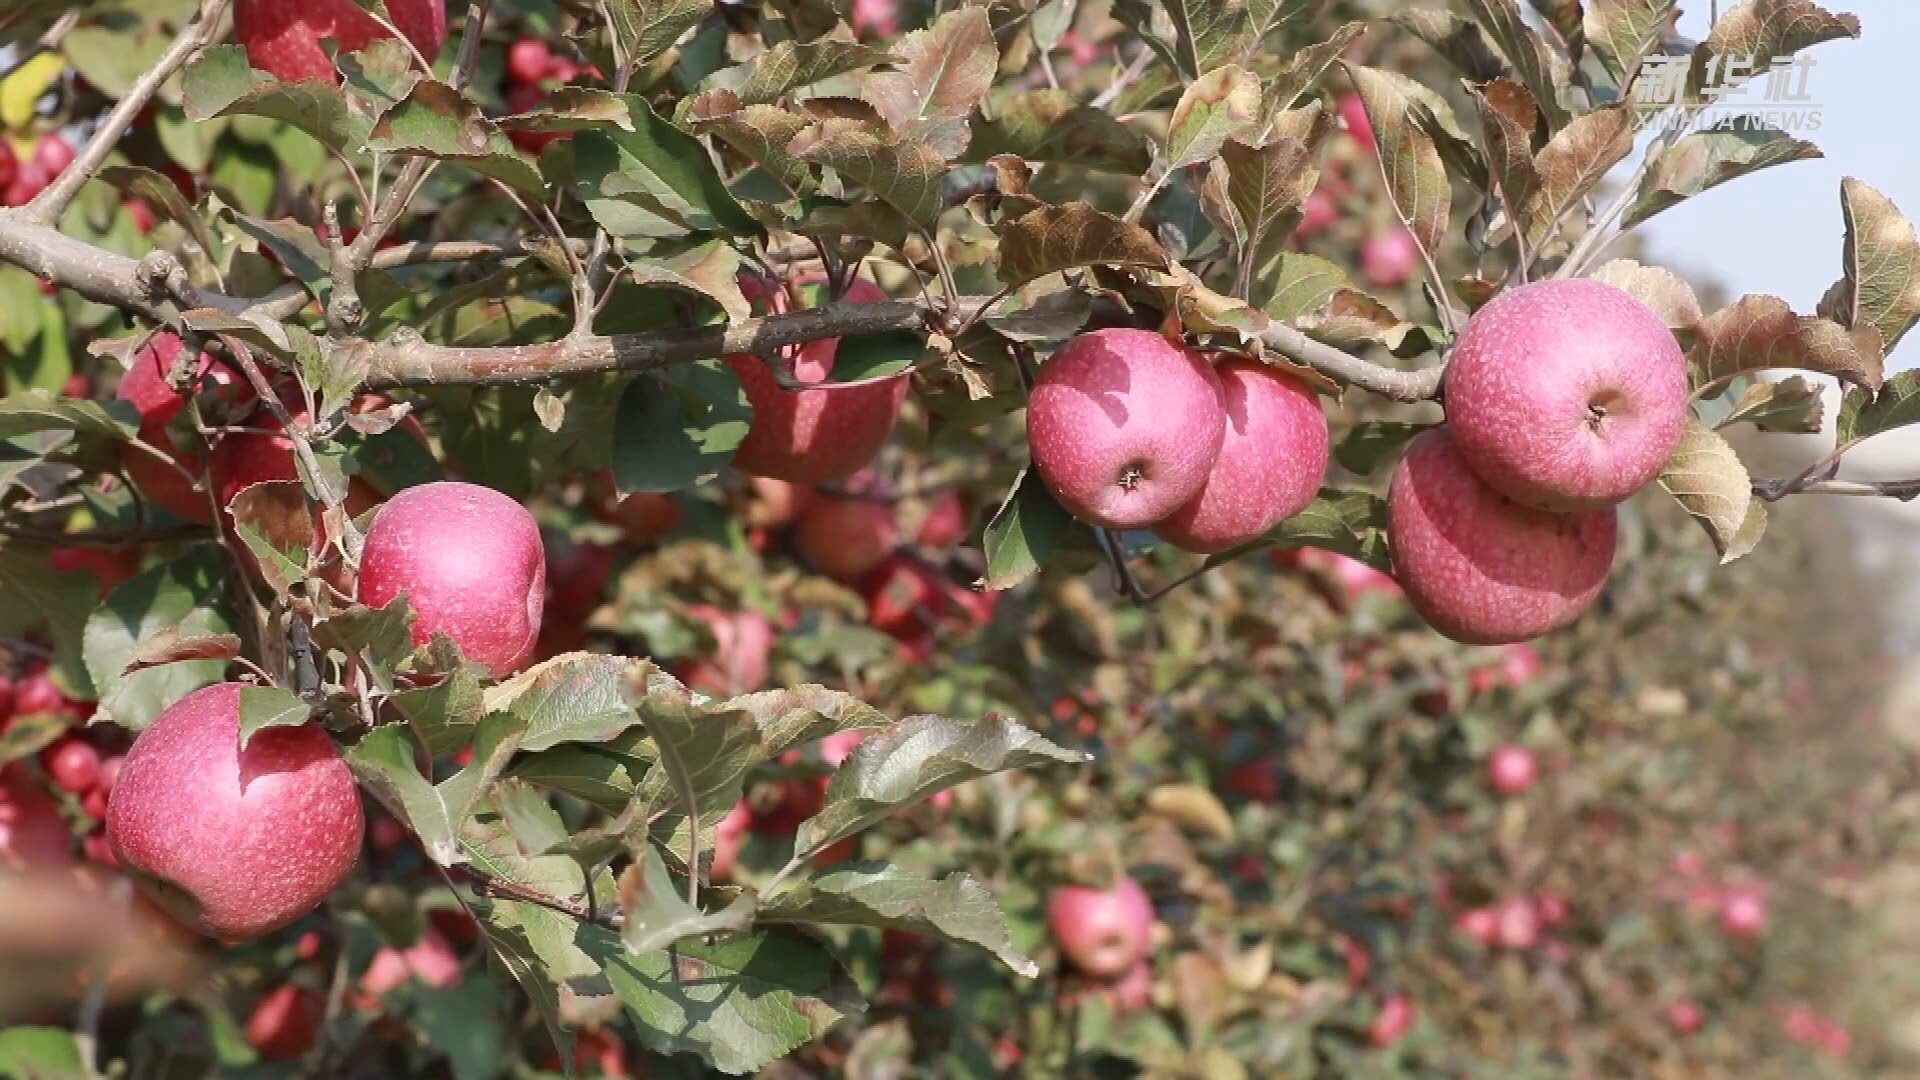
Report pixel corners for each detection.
[0,765,71,869]
[1386,429,1616,644]
[1534,891,1569,926]
[1486,745,1537,796]
[1469,643,1543,695]
[1154,359,1327,552]
[862,553,994,640]
[1100,959,1153,1014]
[1361,228,1420,288]
[748,776,825,835]
[505,37,553,84]
[49,545,141,598]
[358,481,548,676]
[1343,936,1370,987]
[1337,93,1375,149]
[1442,278,1689,511]
[1368,993,1414,1047]
[1718,886,1766,938]
[680,605,774,698]
[915,489,968,548]
[42,737,100,794]
[743,476,813,528]
[124,198,155,234]
[1222,755,1283,802]
[234,0,448,85]
[1667,1000,1703,1035]
[1453,907,1497,945]
[1027,328,1226,529]
[725,274,910,485]
[572,1026,630,1077]
[33,134,72,176]
[709,800,753,882]
[116,333,251,524]
[245,983,320,1061]
[1780,1003,1819,1043]
[1295,187,1339,239]
[1046,874,1154,979]
[850,0,901,37]
[106,683,362,941]
[595,477,682,545]
[13,669,64,716]
[795,493,897,582]
[1493,895,1540,950]
[359,926,462,998]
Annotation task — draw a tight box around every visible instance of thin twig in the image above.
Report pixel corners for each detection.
[450,1,493,92]
[28,0,232,225]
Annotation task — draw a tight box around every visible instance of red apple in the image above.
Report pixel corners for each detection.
[1718,886,1766,938]
[1368,993,1414,1047]
[359,926,462,997]
[117,333,252,524]
[915,489,968,548]
[1486,745,1537,796]
[795,494,897,581]
[1468,643,1543,695]
[1295,187,1338,239]
[680,605,774,698]
[505,37,553,84]
[245,983,320,1061]
[1443,278,1689,511]
[1667,1000,1703,1035]
[1047,874,1154,979]
[0,765,71,869]
[743,476,813,528]
[1534,891,1569,926]
[595,477,682,545]
[13,669,63,716]
[1360,228,1420,288]
[1154,359,1327,552]
[49,545,142,598]
[33,134,72,176]
[1387,429,1616,644]
[709,800,753,882]
[358,481,548,676]
[1337,93,1375,149]
[234,0,448,84]
[725,274,909,485]
[42,737,100,794]
[850,0,901,37]
[1027,328,1227,529]
[1493,895,1540,950]
[1453,907,1497,945]
[106,683,362,941]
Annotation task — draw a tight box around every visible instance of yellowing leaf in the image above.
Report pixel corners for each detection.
[1657,418,1757,563]
[1,52,66,133]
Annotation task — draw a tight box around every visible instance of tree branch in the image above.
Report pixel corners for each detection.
[27,0,233,225]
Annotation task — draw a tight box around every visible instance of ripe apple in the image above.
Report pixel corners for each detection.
[862,553,994,640]
[1368,993,1414,1047]
[1046,874,1154,979]
[1387,429,1616,644]
[1337,93,1375,149]
[594,471,682,544]
[1027,328,1226,529]
[1486,745,1538,796]
[34,134,72,176]
[245,983,320,1061]
[1360,228,1420,288]
[1154,359,1327,552]
[358,926,463,1000]
[116,333,251,524]
[234,0,448,84]
[680,605,774,698]
[915,489,968,548]
[1469,643,1543,695]
[1453,907,1497,945]
[743,476,813,528]
[709,800,753,882]
[106,683,362,941]
[1534,891,1569,926]
[850,0,901,37]
[794,493,897,581]
[42,737,100,794]
[1667,1000,1703,1035]
[1295,187,1339,239]
[505,37,553,84]
[1718,886,1766,938]
[1493,895,1540,949]
[0,765,71,869]
[358,481,548,676]
[725,274,909,485]
[1443,278,1689,511]
[49,545,141,599]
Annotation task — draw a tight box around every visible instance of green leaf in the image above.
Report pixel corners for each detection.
[1623,128,1822,229]
[827,330,923,382]
[629,690,764,846]
[995,202,1169,289]
[0,391,138,441]
[1584,0,1672,84]
[788,118,947,228]
[0,543,94,693]
[367,79,546,195]
[394,976,510,1080]
[1220,116,1327,299]
[682,94,816,199]
[860,7,998,158]
[1259,252,1348,321]
[1265,22,1368,110]
[0,1026,84,1079]
[1686,0,1861,104]
[508,743,649,811]
[1340,64,1451,256]
[1689,294,1883,392]
[236,685,313,750]
[82,545,236,731]
[1392,10,1509,84]
[226,480,311,595]
[619,843,756,953]
[606,0,713,70]
[311,594,416,675]
[964,90,1154,174]
[761,863,1036,976]
[1206,488,1391,572]
[1718,376,1824,434]
[1335,421,1436,476]
[1466,0,1572,129]
[182,45,370,153]
[574,94,760,239]
[97,165,219,264]
[1164,64,1263,171]
[1837,369,1920,446]
[610,360,752,493]
[1657,418,1758,563]
[724,40,897,105]
[1111,0,1254,82]
[982,466,1077,590]
[483,653,643,752]
[348,710,528,865]
[795,713,1089,856]
[1822,177,1920,356]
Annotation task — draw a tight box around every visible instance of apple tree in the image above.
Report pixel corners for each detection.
[0,0,1913,1075]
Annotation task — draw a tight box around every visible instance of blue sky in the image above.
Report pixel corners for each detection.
[1637,3,1920,375]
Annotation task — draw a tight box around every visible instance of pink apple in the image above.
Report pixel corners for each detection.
[1469,643,1543,695]
[1295,187,1339,239]
[680,605,774,698]
[1154,359,1328,553]
[1099,960,1153,1014]
[0,765,71,869]
[106,683,363,941]
[1667,1000,1703,1035]
[245,984,320,1060]
[915,489,968,548]
[233,0,447,85]
[743,476,814,528]
[1454,907,1497,944]
[1337,93,1375,149]
[709,800,753,882]
[116,333,251,525]
[505,37,552,84]
[1387,429,1617,644]
[358,481,547,676]
[1368,993,1414,1047]
[849,0,901,36]
[725,274,909,485]
[1047,874,1154,979]
[1493,895,1540,949]
[1027,328,1226,529]
[594,472,681,544]
[1718,886,1766,938]
[1534,891,1569,926]
[1443,278,1689,511]
[794,494,898,581]
[359,926,462,997]
[1360,229,1420,288]
[1486,745,1538,796]
[42,737,100,794]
